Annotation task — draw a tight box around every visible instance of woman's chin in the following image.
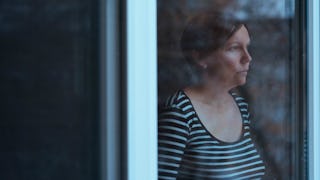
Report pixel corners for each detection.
[237,78,247,86]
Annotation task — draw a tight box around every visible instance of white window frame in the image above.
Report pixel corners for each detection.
[126,0,320,179]
[307,0,320,179]
[127,0,157,180]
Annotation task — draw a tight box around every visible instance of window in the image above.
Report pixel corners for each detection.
[157,1,305,179]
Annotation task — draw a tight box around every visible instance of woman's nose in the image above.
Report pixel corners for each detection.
[242,48,252,63]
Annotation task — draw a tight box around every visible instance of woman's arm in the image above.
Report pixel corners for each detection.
[158,107,189,180]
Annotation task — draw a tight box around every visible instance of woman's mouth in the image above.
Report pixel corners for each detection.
[238,70,248,74]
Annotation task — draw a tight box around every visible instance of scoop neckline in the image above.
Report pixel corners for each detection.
[179,89,245,145]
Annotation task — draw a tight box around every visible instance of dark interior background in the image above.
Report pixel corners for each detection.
[0,0,100,179]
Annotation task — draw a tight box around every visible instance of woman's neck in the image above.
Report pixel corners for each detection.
[184,81,234,106]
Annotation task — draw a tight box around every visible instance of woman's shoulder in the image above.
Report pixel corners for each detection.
[230,91,249,107]
[158,89,194,118]
[163,90,189,109]
[230,91,251,121]
[159,90,193,130]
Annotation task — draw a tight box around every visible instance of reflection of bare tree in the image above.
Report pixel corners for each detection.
[158,0,298,179]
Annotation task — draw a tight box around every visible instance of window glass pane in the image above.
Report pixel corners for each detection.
[157,0,305,179]
[0,0,100,179]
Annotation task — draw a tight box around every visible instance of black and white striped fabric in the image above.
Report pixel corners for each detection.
[158,90,265,180]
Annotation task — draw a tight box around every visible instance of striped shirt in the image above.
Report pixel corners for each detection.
[158,90,265,180]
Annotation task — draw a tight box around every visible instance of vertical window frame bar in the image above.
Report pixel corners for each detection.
[102,0,125,179]
[307,0,320,179]
[105,0,121,179]
[126,0,158,180]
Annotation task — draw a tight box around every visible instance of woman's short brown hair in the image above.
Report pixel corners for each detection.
[180,12,246,63]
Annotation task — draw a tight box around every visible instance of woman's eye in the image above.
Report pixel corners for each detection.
[228,46,240,51]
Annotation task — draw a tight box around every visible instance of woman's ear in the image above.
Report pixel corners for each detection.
[191,50,207,69]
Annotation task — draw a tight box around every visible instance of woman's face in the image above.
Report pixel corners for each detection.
[199,25,252,88]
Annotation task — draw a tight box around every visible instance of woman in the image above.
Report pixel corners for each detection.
[158,13,266,179]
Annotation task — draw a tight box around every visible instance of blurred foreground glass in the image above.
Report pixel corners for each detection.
[0,0,100,179]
